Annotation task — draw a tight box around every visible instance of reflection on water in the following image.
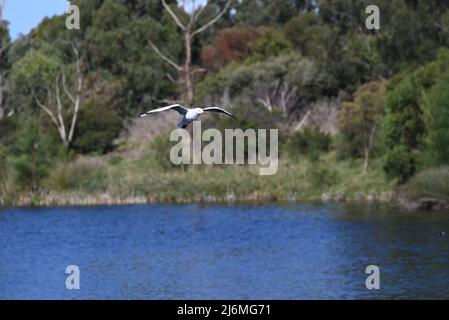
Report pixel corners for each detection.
[0,203,448,299]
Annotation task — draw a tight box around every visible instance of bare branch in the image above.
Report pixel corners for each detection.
[55,75,68,143]
[295,110,311,132]
[151,0,232,104]
[71,42,83,95]
[257,97,273,112]
[68,43,83,143]
[149,40,182,71]
[162,0,186,31]
[165,72,178,84]
[193,2,208,22]
[32,91,59,129]
[62,72,75,104]
[192,67,206,75]
[191,0,232,38]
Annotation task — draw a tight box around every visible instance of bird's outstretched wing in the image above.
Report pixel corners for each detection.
[140,104,188,117]
[203,107,237,119]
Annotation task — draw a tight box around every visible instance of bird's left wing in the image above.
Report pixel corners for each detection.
[203,107,237,119]
[139,104,188,117]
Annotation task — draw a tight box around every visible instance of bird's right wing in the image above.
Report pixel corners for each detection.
[203,107,237,119]
[139,104,188,117]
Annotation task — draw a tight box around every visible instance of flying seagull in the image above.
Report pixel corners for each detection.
[139,104,237,129]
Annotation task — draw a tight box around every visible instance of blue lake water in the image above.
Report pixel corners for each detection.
[1,203,449,299]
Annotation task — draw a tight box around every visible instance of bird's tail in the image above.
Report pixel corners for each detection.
[177,121,186,129]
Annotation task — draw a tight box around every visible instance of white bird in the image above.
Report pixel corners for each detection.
[139,104,237,129]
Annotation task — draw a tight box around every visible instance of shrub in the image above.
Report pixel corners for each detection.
[0,145,9,193]
[306,164,339,188]
[383,145,416,183]
[424,72,449,166]
[196,53,331,118]
[406,167,449,200]
[284,13,328,59]
[284,128,332,162]
[246,29,294,63]
[46,157,108,192]
[150,133,181,170]
[10,118,56,191]
[72,103,123,155]
[0,116,17,147]
[382,49,449,181]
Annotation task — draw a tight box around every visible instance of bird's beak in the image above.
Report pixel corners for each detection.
[203,112,208,115]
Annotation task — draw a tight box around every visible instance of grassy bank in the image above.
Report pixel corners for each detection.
[0,140,397,207]
[405,167,449,201]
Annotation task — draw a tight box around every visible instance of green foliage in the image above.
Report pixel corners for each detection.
[10,49,61,111]
[72,103,123,155]
[284,128,332,162]
[406,167,449,201]
[246,29,293,63]
[306,164,339,188]
[84,0,180,116]
[0,116,17,146]
[382,49,449,181]
[9,118,61,191]
[150,133,180,170]
[383,145,416,184]
[284,12,329,60]
[10,50,60,87]
[196,53,332,118]
[46,157,108,192]
[424,72,449,166]
[0,144,7,178]
[375,1,449,72]
[233,0,312,27]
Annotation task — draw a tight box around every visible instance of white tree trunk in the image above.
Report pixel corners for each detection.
[363,124,378,175]
[363,147,369,175]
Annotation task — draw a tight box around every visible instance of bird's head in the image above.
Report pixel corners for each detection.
[196,108,207,115]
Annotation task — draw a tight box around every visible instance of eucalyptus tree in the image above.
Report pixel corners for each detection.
[149,0,233,104]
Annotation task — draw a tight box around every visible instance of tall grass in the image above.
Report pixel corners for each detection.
[43,147,392,202]
[406,167,449,200]
[46,157,109,193]
[1,138,396,205]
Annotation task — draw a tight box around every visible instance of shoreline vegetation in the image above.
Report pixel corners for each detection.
[3,192,446,211]
[1,144,447,211]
